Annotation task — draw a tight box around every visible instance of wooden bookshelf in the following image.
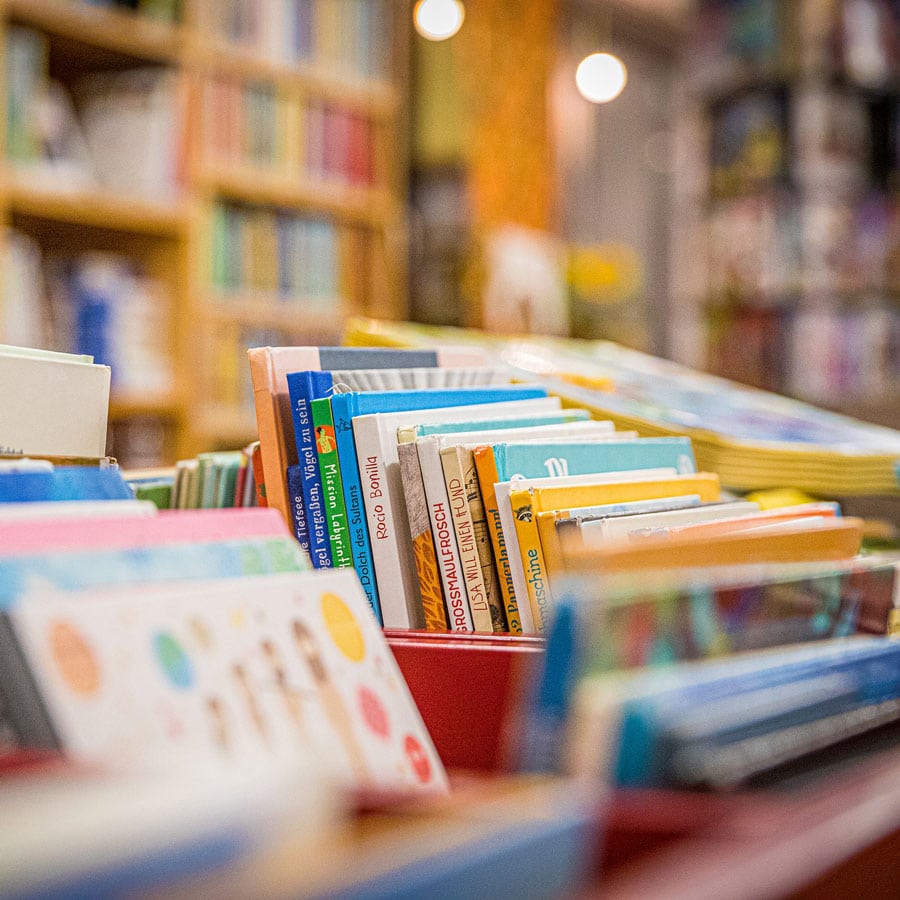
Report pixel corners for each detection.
[0,0,409,465]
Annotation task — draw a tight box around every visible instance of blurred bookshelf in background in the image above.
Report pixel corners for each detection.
[680,0,900,428]
[0,0,408,467]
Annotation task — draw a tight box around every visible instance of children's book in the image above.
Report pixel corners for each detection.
[311,397,354,570]
[0,347,110,458]
[0,570,449,794]
[248,346,486,525]
[0,508,295,558]
[563,516,864,575]
[342,389,554,628]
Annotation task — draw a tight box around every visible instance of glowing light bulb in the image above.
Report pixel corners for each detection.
[575,52,628,104]
[414,0,465,41]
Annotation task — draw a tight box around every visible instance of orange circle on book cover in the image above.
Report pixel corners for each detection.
[49,620,101,697]
[321,592,365,662]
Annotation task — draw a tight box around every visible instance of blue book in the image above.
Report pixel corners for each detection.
[0,467,134,502]
[285,464,312,557]
[286,370,333,565]
[612,638,900,789]
[333,385,549,628]
[492,436,697,482]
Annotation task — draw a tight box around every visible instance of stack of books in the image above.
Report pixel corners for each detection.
[344,318,900,497]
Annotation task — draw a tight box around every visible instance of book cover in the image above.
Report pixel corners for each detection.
[3,570,449,794]
[311,397,354,570]
[397,441,448,632]
[0,352,110,459]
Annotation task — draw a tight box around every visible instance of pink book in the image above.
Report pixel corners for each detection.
[0,508,290,557]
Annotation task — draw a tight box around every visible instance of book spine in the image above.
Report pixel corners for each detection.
[310,397,353,568]
[537,511,567,593]
[330,393,381,621]
[353,414,418,629]
[398,441,449,632]
[286,371,331,566]
[250,442,267,507]
[285,464,311,553]
[417,438,473,632]
[508,487,554,634]
[440,446,503,633]
[473,448,525,633]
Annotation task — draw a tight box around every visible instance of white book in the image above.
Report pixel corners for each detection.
[496,468,679,632]
[581,500,761,545]
[0,351,110,458]
[353,397,561,628]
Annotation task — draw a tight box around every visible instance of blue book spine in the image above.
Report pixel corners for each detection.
[330,391,381,621]
[285,464,311,553]
[286,370,334,567]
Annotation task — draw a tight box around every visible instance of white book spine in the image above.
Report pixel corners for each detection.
[353,414,421,629]
[495,480,534,632]
[418,437,473,632]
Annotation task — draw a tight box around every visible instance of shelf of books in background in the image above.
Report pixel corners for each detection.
[0,0,408,466]
[188,0,407,453]
[682,0,900,429]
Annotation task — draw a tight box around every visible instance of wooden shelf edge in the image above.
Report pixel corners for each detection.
[3,172,188,236]
[109,395,183,420]
[199,169,394,227]
[3,0,185,63]
[192,40,398,118]
[202,298,346,336]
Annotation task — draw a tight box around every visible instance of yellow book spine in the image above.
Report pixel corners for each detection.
[473,447,522,633]
[509,487,554,634]
[537,509,567,595]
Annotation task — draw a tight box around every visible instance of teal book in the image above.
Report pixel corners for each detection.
[492,436,697,482]
[310,397,354,569]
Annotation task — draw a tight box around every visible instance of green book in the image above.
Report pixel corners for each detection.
[310,397,353,568]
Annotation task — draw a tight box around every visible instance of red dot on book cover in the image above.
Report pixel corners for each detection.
[359,686,390,738]
[404,734,432,784]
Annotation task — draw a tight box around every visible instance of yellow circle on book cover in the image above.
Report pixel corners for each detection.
[320,592,366,662]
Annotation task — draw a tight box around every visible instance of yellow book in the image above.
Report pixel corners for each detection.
[563,517,865,574]
[536,509,567,592]
[508,486,553,634]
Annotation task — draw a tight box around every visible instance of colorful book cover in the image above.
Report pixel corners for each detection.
[0,467,134,503]
[3,570,449,794]
[397,442,448,632]
[311,397,354,570]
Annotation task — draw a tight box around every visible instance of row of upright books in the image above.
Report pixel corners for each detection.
[202,78,376,187]
[5,27,183,199]
[246,329,900,642]
[202,0,390,82]
[210,202,349,305]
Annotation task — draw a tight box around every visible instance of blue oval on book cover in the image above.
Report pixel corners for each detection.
[153,632,194,689]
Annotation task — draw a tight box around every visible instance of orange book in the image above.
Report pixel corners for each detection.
[563,517,865,574]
